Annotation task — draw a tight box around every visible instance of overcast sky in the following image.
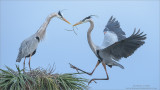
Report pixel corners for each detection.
[0,0,159,90]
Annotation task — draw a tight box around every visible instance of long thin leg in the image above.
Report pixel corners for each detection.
[70,60,100,75]
[89,60,100,75]
[28,55,32,71]
[23,57,26,72]
[88,62,109,85]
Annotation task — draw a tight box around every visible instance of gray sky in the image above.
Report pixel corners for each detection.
[0,0,159,89]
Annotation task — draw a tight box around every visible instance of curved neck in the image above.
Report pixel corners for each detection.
[87,20,96,53]
[36,13,57,41]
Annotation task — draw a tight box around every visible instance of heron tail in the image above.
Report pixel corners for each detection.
[16,57,22,62]
[113,61,124,69]
[117,63,124,69]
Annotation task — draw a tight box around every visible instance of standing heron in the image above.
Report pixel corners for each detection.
[16,11,71,71]
[70,15,146,84]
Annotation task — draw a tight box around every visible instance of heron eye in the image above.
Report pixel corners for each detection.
[35,36,40,42]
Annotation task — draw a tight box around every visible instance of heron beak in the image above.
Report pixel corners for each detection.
[62,18,71,24]
[73,21,82,26]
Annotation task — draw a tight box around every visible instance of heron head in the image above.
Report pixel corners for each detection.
[73,15,94,26]
[56,11,71,24]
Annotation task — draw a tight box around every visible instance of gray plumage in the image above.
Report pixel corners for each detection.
[100,29,146,61]
[16,11,71,67]
[16,34,39,62]
[16,12,57,62]
[99,17,146,68]
[70,15,147,84]
[104,16,126,41]
[74,15,146,68]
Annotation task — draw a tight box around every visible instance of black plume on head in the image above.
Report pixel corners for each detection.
[58,11,63,17]
[82,15,95,21]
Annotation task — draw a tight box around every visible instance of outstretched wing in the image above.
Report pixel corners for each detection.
[101,29,146,60]
[104,16,126,41]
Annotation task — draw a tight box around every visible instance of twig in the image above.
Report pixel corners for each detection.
[65,26,78,35]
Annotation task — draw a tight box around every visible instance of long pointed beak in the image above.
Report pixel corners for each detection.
[62,18,71,24]
[73,21,82,26]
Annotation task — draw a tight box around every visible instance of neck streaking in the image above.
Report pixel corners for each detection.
[36,13,57,41]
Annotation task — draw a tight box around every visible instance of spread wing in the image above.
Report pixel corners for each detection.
[100,29,146,60]
[103,16,126,41]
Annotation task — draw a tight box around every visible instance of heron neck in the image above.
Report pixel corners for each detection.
[87,20,96,53]
[36,13,57,41]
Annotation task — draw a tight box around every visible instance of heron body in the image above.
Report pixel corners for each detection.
[98,31,124,68]
[16,34,39,62]
[87,19,125,69]
[25,37,39,57]
[26,49,36,57]
[71,15,146,84]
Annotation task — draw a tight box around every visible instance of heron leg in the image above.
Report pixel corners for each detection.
[88,62,109,85]
[70,60,100,75]
[28,55,32,71]
[23,57,26,72]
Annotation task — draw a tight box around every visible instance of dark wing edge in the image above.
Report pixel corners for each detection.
[101,29,146,60]
[103,16,126,41]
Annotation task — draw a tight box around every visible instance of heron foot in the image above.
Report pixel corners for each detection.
[69,63,80,73]
[88,77,109,85]
[23,66,25,73]
[88,79,97,85]
[23,68,25,73]
[69,63,93,75]
[88,73,93,75]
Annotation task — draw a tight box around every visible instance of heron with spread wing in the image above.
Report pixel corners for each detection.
[70,16,146,84]
[16,11,70,71]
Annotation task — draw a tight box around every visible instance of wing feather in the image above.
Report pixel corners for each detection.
[101,29,146,60]
[103,16,126,41]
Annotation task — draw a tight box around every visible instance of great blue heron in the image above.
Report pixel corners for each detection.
[16,11,71,71]
[70,15,146,84]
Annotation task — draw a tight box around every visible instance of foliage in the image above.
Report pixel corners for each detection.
[0,66,88,90]
[0,66,35,90]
